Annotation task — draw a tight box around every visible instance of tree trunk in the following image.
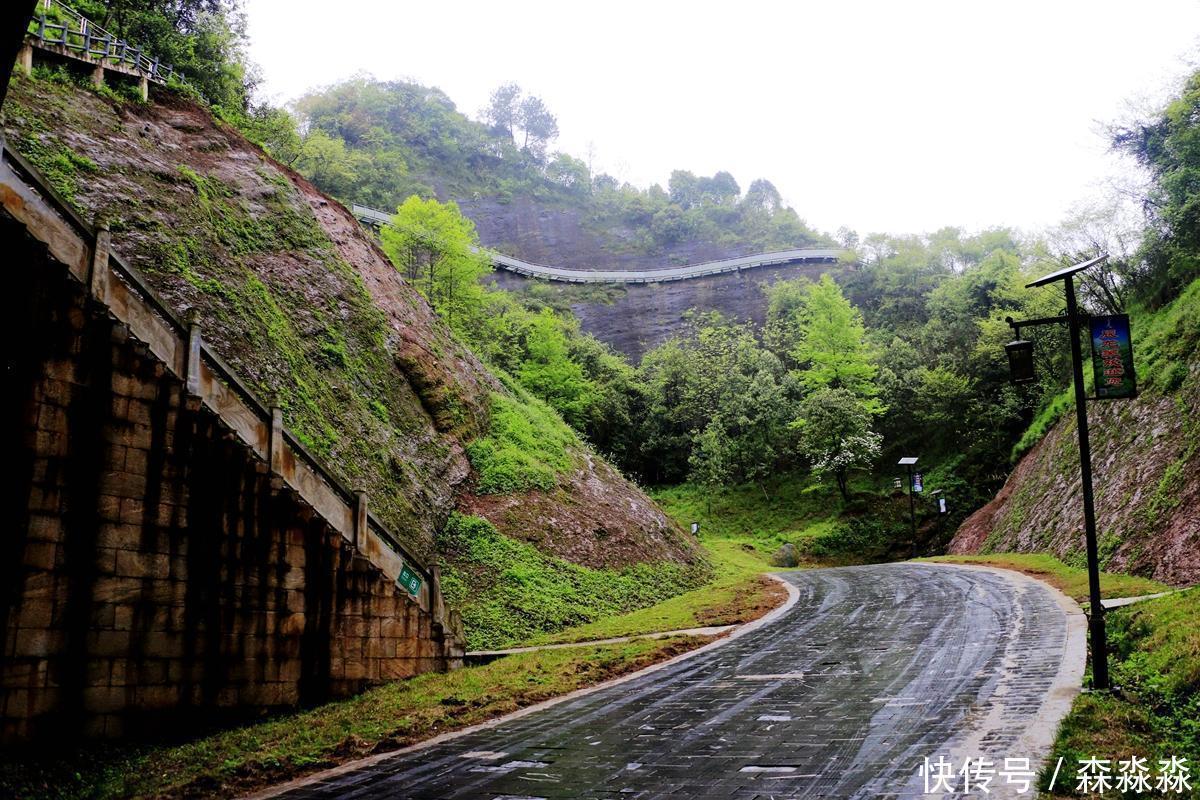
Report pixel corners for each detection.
[836,470,849,503]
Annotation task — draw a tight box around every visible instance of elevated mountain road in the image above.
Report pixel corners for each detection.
[262,563,1084,800]
[350,203,840,284]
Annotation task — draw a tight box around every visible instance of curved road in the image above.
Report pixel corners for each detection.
[267,564,1082,799]
[350,204,840,284]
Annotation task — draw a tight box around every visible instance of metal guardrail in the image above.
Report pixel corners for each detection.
[351,203,840,284]
[1,136,433,594]
[27,0,184,85]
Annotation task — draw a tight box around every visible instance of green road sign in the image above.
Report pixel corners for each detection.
[399,564,422,596]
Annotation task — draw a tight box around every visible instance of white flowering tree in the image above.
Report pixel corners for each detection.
[794,387,883,501]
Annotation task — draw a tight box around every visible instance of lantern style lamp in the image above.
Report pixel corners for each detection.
[1005,338,1036,384]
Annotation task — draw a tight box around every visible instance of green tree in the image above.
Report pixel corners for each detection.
[292,130,361,199]
[72,0,253,108]
[790,275,884,413]
[689,358,794,492]
[517,310,595,428]
[1112,68,1200,305]
[743,178,782,214]
[794,388,882,501]
[380,197,492,329]
[698,171,740,205]
[483,82,521,139]
[668,170,701,210]
[517,94,559,158]
[546,153,591,196]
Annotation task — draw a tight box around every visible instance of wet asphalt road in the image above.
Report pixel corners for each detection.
[272,563,1074,800]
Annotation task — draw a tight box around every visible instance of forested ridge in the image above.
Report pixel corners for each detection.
[351,67,1199,570]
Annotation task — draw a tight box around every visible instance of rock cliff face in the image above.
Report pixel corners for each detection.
[458,196,850,359]
[3,76,699,572]
[949,362,1199,586]
[490,262,841,360]
[458,196,754,271]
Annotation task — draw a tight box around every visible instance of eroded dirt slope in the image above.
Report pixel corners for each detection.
[3,76,698,571]
[950,364,1199,586]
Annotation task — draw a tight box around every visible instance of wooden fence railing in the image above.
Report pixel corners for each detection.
[27,0,184,85]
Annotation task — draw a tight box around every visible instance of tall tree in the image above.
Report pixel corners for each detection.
[668,170,701,209]
[793,388,882,502]
[1112,68,1200,305]
[483,82,521,139]
[379,197,492,329]
[517,95,559,157]
[743,178,783,214]
[790,275,884,414]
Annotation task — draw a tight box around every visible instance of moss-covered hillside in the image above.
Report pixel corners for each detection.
[2,74,702,601]
[950,279,1200,586]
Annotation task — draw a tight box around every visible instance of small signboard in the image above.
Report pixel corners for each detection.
[1090,314,1137,399]
[398,564,422,596]
[912,473,923,493]
[938,497,947,514]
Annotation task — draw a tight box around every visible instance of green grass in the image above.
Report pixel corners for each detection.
[0,636,706,800]
[653,474,906,565]
[918,553,1171,602]
[465,390,576,494]
[651,473,846,550]
[1135,277,1200,394]
[1012,388,1074,461]
[1012,275,1200,462]
[526,537,783,644]
[1040,588,1200,798]
[438,514,709,650]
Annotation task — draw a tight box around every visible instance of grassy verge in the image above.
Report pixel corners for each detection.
[0,636,709,800]
[651,474,845,550]
[438,514,710,650]
[526,538,787,645]
[1040,588,1199,798]
[917,553,1171,602]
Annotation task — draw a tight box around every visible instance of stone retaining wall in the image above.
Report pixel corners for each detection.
[1,213,457,742]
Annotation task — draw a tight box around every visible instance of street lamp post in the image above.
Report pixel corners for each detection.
[1005,254,1110,690]
[898,457,918,558]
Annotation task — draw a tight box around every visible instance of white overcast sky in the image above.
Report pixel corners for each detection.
[245,0,1199,237]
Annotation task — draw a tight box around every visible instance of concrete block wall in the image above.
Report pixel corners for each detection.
[0,215,453,742]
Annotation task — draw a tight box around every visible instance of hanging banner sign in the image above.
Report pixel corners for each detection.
[938,497,947,514]
[1089,314,1137,399]
[912,473,923,493]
